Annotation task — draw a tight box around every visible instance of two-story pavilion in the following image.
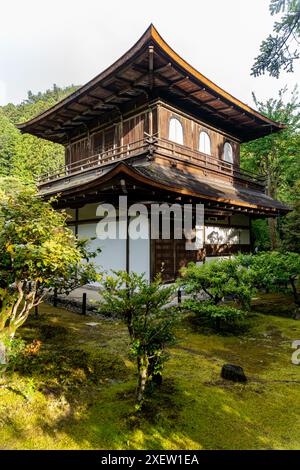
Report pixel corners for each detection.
[17,25,288,282]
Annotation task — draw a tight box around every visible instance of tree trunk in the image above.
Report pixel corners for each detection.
[268,218,278,250]
[265,154,278,250]
[137,357,149,404]
[215,317,221,331]
[0,340,7,366]
[290,277,300,306]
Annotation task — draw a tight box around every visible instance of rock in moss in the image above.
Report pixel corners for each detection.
[221,364,247,383]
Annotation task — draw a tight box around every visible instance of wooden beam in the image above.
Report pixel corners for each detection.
[149,45,154,89]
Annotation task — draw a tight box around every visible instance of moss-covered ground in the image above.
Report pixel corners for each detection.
[0,292,300,450]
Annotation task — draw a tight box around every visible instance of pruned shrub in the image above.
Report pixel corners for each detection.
[183,299,246,331]
[237,251,300,305]
[179,259,254,309]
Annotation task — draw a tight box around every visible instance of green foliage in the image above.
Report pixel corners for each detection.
[252,0,300,78]
[240,87,300,249]
[0,110,21,176]
[183,300,246,331]
[0,84,79,183]
[237,251,300,305]
[251,219,271,250]
[0,336,26,376]
[179,259,254,309]
[98,271,177,404]
[1,337,26,374]
[0,183,99,358]
[241,87,300,201]
[1,300,300,450]
[281,181,300,252]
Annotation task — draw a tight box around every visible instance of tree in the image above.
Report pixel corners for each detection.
[179,259,254,309]
[0,84,79,183]
[250,219,272,251]
[240,87,300,249]
[0,183,99,365]
[98,271,176,405]
[0,110,21,177]
[281,180,300,252]
[237,251,300,306]
[252,0,300,78]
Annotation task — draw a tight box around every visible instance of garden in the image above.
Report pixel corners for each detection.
[0,184,300,450]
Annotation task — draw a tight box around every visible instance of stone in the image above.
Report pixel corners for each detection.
[221,364,247,383]
[293,308,300,320]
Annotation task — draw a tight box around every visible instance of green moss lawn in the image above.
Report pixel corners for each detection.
[0,292,300,450]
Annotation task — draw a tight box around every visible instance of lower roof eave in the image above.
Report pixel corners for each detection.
[38,162,290,217]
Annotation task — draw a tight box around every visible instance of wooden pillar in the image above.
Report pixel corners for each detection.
[149,107,153,137]
[149,211,153,282]
[126,210,130,273]
[120,117,124,150]
[157,104,161,139]
[249,218,255,253]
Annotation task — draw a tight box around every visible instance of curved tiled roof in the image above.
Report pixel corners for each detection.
[18,25,285,143]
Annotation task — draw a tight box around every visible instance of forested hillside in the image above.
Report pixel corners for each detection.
[0,84,79,182]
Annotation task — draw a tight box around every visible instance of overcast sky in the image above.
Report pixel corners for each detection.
[0,0,299,107]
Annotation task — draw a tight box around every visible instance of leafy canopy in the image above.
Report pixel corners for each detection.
[0,182,99,355]
[281,181,300,253]
[241,87,300,201]
[179,259,254,309]
[237,251,300,305]
[240,87,300,251]
[252,0,300,78]
[0,84,79,183]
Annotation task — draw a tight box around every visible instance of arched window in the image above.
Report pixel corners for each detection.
[169,117,183,145]
[223,142,234,163]
[199,131,211,155]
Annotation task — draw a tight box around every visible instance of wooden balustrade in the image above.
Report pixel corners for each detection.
[38,136,266,192]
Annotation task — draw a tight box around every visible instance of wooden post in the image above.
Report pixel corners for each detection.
[75,208,79,237]
[82,293,87,315]
[178,288,182,304]
[126,209,130,273]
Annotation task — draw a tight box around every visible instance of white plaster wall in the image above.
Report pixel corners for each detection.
[205,226,250,245]
[77,222,127,277]
[240,229,250,244]
[206,256,232,263]
[76,210,150,280]
[129,214,150,281]
[205,226,239,244]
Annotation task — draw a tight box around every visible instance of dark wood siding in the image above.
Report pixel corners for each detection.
[65,109,150,167]
[158,104,240,166]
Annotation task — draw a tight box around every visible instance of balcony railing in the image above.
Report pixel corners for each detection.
[38,138,146,184]
[154,138,265,190]
[38,136,266,192]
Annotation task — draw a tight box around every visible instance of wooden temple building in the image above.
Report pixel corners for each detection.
[17,25,289,282]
